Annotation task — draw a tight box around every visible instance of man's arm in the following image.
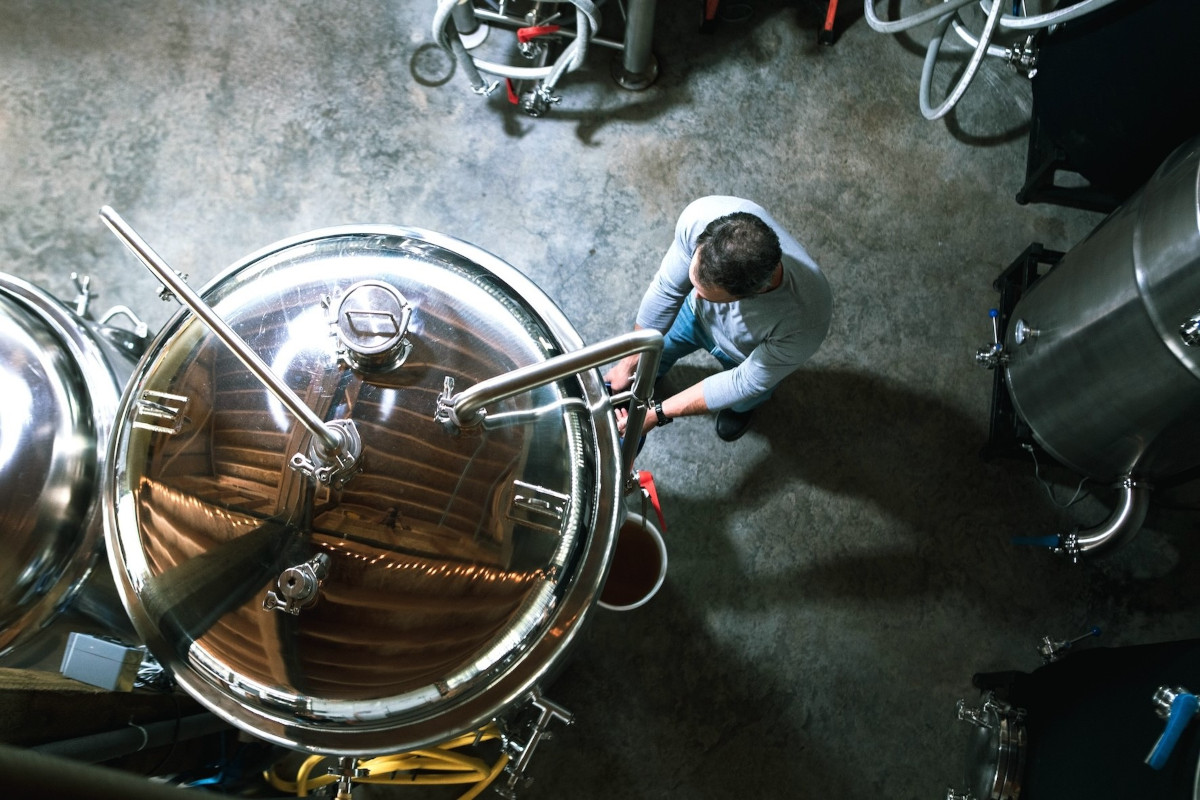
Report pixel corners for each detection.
[616,379,709,436]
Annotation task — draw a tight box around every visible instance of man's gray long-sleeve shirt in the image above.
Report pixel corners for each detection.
[636,196,833,410]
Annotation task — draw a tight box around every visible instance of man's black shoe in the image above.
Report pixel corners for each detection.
[716,408,755,441]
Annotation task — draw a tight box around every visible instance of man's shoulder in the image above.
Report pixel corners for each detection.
[682,196,766,221]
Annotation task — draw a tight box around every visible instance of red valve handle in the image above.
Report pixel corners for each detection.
[517,24,560,43]
[637,470,666,533]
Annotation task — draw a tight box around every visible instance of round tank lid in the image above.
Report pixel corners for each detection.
[105,228,619,754]
[0,276,107,656]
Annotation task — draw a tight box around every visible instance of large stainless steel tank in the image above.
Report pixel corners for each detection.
[0,275,145,658]
[1004,135,1200,483]
[102,223,632,758]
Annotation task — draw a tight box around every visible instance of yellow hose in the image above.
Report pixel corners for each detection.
[263,725,508,798]
[456,752,510,800]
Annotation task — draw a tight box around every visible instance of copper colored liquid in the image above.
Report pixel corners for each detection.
[600,521,663,607]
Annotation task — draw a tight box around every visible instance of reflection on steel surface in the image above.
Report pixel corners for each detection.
[0,274,146,658]
[105,227,621,754]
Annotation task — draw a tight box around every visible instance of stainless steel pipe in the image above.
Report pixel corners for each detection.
[443,327,663,481]
[99,206,350,460]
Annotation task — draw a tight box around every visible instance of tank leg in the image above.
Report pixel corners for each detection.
[612,0,659,90]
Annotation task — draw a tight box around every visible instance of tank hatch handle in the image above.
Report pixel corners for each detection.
[326,280,414,371]
[507,481,570,534]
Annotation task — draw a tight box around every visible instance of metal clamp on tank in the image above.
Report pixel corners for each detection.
[262,553,332,616]
[289,418,363,489]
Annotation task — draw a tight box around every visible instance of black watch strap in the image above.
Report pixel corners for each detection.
[653,401,672,426]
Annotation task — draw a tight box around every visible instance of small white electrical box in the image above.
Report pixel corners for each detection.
[60,632,143,691]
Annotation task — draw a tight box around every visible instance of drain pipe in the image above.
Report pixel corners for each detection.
[1015,477,1151,562]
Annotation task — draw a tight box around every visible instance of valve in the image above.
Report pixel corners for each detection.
[70,272,93,317]
[496,690,573,798]
[1004,33,1039,78]
[1036,626,1101,663]
[1146,686,1199,769]
[975,308,1006,369]
[521,85,562,117]
[327,756,368,800]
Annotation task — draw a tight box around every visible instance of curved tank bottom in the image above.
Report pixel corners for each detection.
[1004,135,1200,482]
[0,275,131,658]
[104,226,621,756]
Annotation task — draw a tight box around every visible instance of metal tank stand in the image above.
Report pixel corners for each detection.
[612,0,659,90]
[979,243,1063,462]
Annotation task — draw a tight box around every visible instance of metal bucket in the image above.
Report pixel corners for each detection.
[1003,135,1200,482]
[102,224,637,758]
[0,274,146,659]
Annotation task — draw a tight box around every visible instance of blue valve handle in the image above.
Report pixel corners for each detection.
[988,308,1002,350]
[1011,535,1061,548]
[1146,692,1199,770]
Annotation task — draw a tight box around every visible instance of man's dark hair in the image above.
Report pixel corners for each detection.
[694,212,782,298]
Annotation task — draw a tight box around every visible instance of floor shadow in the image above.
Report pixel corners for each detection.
[652,365,1200,620]
[519,580,860,800]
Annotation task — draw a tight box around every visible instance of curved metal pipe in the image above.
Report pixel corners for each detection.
[1056,477,1151,561]
[438,328,662,483]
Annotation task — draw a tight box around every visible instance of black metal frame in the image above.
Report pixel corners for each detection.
[1014,113,1122,214]
[980,243,1063,462]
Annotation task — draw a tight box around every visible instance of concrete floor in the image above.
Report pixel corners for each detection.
[3,1,1199,798]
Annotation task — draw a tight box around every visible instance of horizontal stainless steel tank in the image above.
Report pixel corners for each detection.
[0,275,146,658]
[103,223,628,757]
[1004,135,1200,483]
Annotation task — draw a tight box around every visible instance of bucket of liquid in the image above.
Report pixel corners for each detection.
[599,511,667,611]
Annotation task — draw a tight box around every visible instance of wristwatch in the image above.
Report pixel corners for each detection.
[652,401,672,426]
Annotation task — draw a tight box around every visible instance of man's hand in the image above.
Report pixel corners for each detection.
[603,352,641,393]
[615,407,656,438]
[604,325,647,392]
